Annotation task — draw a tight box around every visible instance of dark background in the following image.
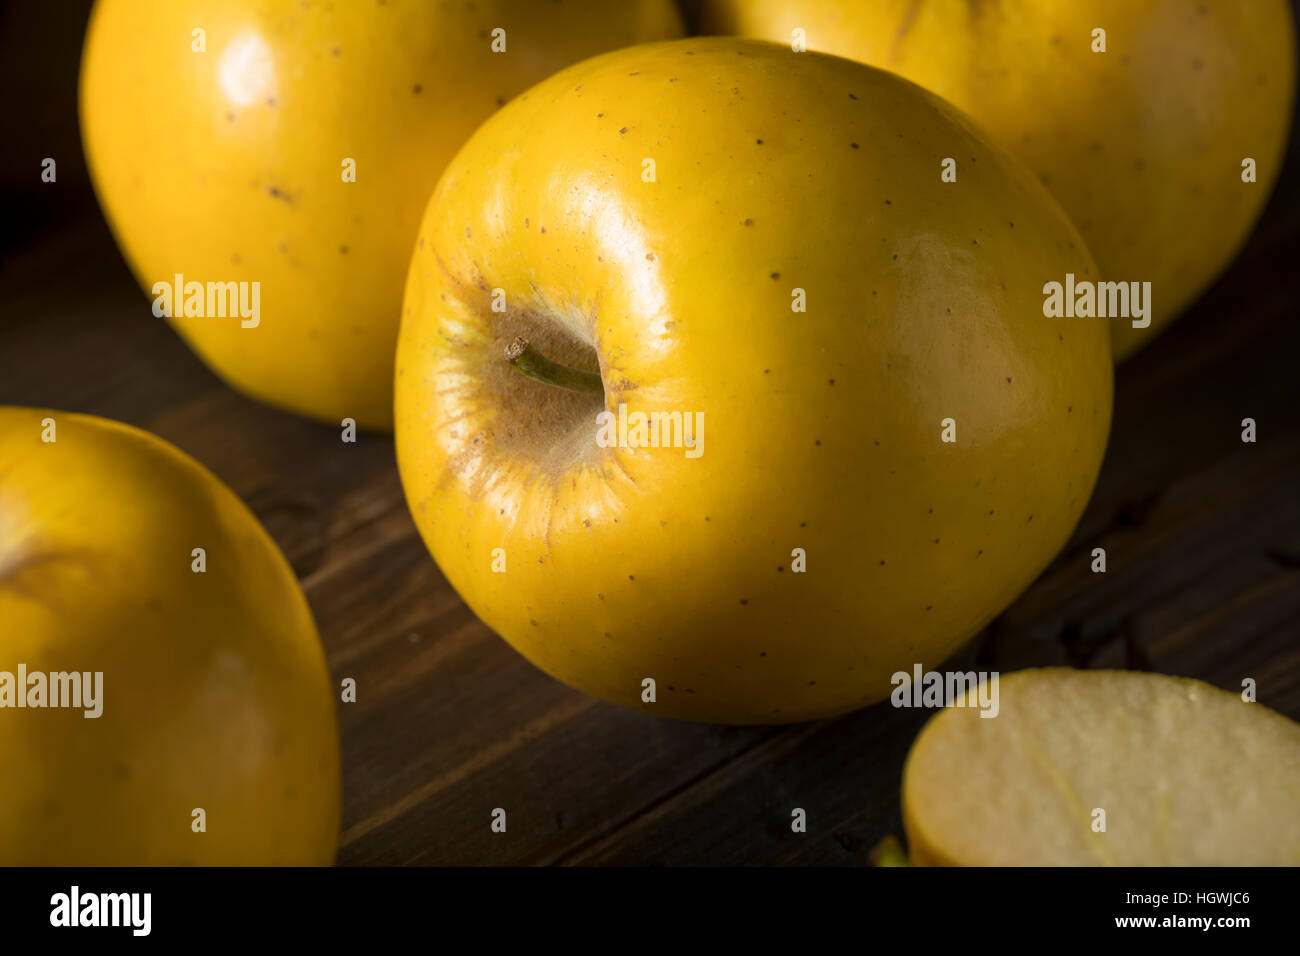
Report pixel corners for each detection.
[2,1,1297,865]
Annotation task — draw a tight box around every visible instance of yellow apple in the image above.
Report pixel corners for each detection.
[395,38,1113,724]
[902,669,1300,865]
[79,0,683,429]
[0,407,339,864]
[701,0,1297,359]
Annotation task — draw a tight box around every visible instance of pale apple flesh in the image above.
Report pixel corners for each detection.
[902,669,1300,865]
[396,38,1114,724]
[0,407,339,864]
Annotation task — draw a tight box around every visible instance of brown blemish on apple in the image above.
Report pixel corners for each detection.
[891,0,925,61]
[0,545,99,603]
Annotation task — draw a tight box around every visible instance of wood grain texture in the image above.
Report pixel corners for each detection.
[2,115,1297,870]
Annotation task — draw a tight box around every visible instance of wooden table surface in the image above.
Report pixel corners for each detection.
[4,107,1299,868]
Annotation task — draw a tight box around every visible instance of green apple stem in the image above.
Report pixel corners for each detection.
[869,835,912,867]
[504,337,603,396]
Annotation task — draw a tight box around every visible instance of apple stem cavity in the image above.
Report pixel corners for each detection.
[504,336,603,396]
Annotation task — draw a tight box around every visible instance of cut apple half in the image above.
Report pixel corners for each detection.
[902,668,1300,865]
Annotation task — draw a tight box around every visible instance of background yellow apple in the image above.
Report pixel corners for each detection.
[395,38,1113,724]
[79,0,683,429]
[0,407,339,864]
[902,669,1300,865]
[701,0,1298,359]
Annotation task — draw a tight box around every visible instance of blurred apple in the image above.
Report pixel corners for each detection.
[702,0,1297,359]
[80,0,683,428]
[0,407,339,864]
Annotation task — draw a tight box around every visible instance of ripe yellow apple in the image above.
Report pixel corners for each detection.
[902,669,1300,865]
[0,407,339,864]
[395,38,1113,724]
[80,0,683,429]
[701,0,1297,359]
